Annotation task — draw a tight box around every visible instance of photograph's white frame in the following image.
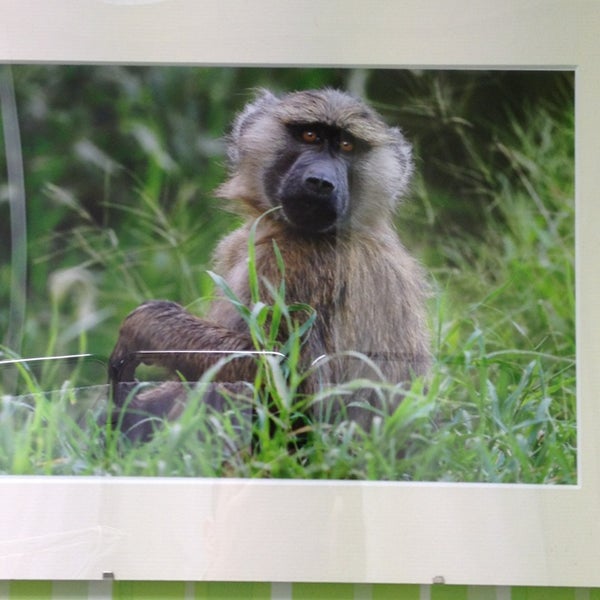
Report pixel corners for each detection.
[0,0,598,587]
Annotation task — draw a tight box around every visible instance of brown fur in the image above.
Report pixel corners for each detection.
[109,89,430,438]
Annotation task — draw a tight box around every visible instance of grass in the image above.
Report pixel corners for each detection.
[0,68,575,483]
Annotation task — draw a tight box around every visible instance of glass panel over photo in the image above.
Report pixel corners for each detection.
[0,66,575,482]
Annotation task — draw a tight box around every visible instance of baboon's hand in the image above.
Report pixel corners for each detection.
[109,300,187,384]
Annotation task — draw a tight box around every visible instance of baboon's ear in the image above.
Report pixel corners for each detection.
[226,89,279,165]
[389,127,412,165]
[389,126,414,189]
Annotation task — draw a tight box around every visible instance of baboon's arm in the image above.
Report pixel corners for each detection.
[109,300,255,387]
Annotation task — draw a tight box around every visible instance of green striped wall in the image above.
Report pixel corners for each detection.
[0,582,598,599]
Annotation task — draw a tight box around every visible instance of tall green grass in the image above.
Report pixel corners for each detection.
[0,68,574,482]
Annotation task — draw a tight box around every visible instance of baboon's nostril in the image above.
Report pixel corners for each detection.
[305,176,335,193]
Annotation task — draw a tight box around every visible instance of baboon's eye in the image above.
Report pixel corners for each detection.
[340,138,355,153]
[301,130,320,144]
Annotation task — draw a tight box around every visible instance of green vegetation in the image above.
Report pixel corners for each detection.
[0,67,575,482]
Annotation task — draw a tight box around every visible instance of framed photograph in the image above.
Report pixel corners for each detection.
[0,0,598,587]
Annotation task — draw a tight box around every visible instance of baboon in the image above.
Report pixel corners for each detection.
[109,88,430,440]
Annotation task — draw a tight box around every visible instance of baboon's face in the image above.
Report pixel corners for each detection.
[219,90,414,233]
[263,123,363,234]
